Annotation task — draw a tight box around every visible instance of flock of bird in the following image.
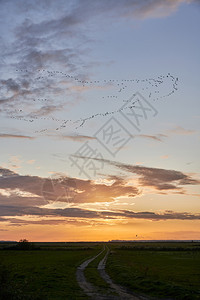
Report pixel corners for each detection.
[4,69,179,133]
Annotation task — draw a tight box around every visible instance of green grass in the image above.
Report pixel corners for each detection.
[106,245,200,299]
[1,242,200,299]
[84,246,117,296]
[0,245,101,300]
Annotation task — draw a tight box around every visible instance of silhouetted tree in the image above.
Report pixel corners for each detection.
[17,239,34,250]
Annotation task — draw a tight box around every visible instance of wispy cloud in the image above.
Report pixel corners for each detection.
[0,133,34,139]
[125,0,195,19]
[60,134,96,142]
[160,155,169,159]
[168,126,196,135]
[134,134,167,142]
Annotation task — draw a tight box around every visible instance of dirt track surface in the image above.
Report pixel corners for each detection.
[76,246,148,300]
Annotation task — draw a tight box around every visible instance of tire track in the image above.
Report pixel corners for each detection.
[76,246,118,299]
[76,245,149,299]
[98,246,147,300]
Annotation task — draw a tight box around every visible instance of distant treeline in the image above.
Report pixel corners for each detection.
[116,246,200,251]
[0,239,93,251]
[1,239,39,251]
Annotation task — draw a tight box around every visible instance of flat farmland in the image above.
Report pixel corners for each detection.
[0,242,200,299]
[106,242,200,299]
[0,243,100,300]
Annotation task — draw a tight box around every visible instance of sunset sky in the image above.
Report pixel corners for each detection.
[0,0,200,241]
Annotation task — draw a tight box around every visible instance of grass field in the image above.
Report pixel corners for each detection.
[84,246,113,295]
[106,242,200,299]
[0,243,101,300]
[0,242,200,299]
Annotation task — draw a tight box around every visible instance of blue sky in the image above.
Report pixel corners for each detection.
[0,0,200,241]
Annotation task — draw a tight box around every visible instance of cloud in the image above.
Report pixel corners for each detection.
[0,166,199,224]
[28,104,64,117]
[0,164,199,226]
[134,134,167,142]
[168,126,196,135]
[0,78,20,92]
[26,160,35,165]
[0,206,199,225]
[83,157,200,192]
[0,167,44,197]
[112,210,200,221]
[131,126,196,143]
[0,0,196,76]
[1,217,94,227]
[0,167,139,205]
[0,133,34,139]
[0,0,191,126]
[0,0,194,73]
[124,0,195,19]
[75,176,140,203]
[0,168,17,177]
[1,156,199,217]
[60,134,96,142]
[160,155,169,159]
[0,193,46,208]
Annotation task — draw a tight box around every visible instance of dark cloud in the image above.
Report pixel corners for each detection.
[0,205,199,225]
[1,160,199,214]
[0,78,20,92]
[0,205,99,218]
[87,158,200,191]
[0,165,199,225]
[0,194,47,208]
[0,167,17,178]
[2,217,93,227]
[101,210,200,221]
[0,168,44,197]
[122,210,200,220]
[0,167,139,205]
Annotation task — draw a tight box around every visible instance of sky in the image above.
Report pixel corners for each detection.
[0,0,200,242]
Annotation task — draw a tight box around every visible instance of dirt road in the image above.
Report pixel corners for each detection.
[76,246,148,300]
